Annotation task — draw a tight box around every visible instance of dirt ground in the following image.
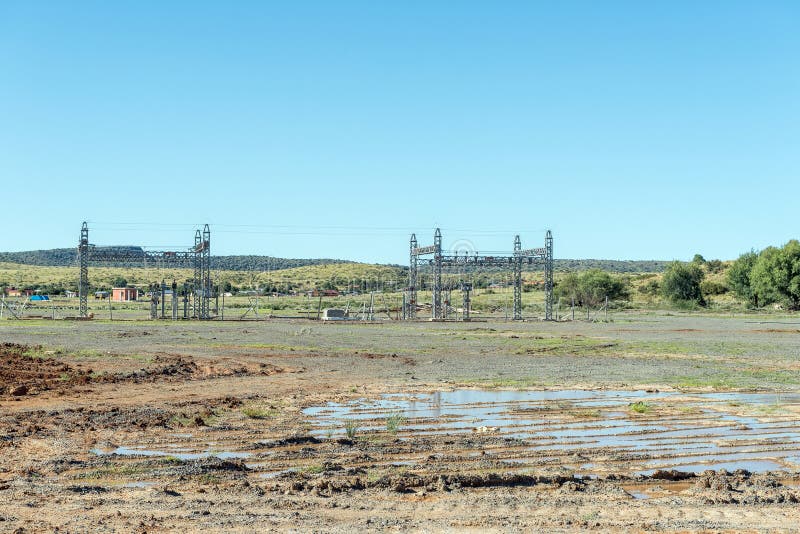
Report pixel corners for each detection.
[1,313,800,532]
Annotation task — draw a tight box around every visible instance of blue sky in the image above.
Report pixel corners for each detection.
[1,1,798,264]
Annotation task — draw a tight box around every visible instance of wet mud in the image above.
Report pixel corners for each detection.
[2,317,800,531]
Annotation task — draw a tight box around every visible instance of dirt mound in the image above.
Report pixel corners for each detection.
[0,343,93,398]
[687,471,800,504]
[0,344,247,400]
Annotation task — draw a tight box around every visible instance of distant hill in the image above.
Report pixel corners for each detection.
[554,259,670,273]
[0,249,669,273]
[0,248,352,271]
[0,248,78,266]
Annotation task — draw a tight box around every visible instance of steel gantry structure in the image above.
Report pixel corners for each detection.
[77,222,213,319]
[404,228,554,321]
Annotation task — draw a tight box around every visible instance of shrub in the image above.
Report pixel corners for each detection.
[385,412,406,434]
[555,269,630,307]
[700,279,728,296]
[661,261,705,305]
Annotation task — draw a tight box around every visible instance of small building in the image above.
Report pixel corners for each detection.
[112,287,138,302]
[4,287,33,297]
[309,289,340,297]
[321,308,347,321]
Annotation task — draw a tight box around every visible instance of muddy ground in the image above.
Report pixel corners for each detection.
[1,313,800,532]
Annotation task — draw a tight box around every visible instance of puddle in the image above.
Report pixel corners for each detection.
[90,446,252,461]
[123,481,157,488]
[637,459,785,475]
[304,389,800,475]
[259,469,295,479]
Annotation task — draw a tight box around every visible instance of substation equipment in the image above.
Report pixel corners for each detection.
[77,222,214,319]
[404,228,553,321]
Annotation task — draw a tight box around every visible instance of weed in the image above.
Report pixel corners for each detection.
[302,464,325,474]
[568,408,601,419]
[196,473,221,485]
[385,412,406,434]
[75,463,146,479]
[344,419,359,439]
[629,401,652,414]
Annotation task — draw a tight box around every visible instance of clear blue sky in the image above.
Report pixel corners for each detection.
[1,1,798,264]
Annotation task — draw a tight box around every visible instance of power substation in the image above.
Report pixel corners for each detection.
[404,228,554,321]
[2,222,555,322]
[77,221,214,319]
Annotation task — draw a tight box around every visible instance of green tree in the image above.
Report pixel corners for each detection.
[111,276,128,288]
[727,250,759,307]
[705,259,724,274]
[661,261,705,305]
[751,240,800,309]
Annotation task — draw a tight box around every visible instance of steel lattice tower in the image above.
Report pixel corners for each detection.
[545,230,554,320]
[432,228,443,320]
[200,224,211,319]
[407,233,418,319]
[513,235,522,320]
[76,222,212,319]
[407,228,554,322]
[78,222,89,317]
[192,230,202,318]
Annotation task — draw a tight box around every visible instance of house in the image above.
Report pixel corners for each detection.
[309,289,340,297]
[112,287,138,302]
[4,287,34,297]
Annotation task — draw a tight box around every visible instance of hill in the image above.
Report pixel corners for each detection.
[0,248,354,271]
[0,248,671,274]
[553,259,670,273]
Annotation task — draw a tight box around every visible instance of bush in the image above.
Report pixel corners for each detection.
[661,261,705,305]
[700,279,728,296]
[705,259,724,274]
[555,269,630,307]
[638,279,660,296]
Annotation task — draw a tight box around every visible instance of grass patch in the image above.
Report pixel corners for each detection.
[460,377,557,389]
[74,463,147,479]
[196,473,222,485]
[241,405,280,419]
[301,464,325,474]
[510,336,619,356]
[568,408,601,419]
[671,375,739,390]
[629,401,652,414]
